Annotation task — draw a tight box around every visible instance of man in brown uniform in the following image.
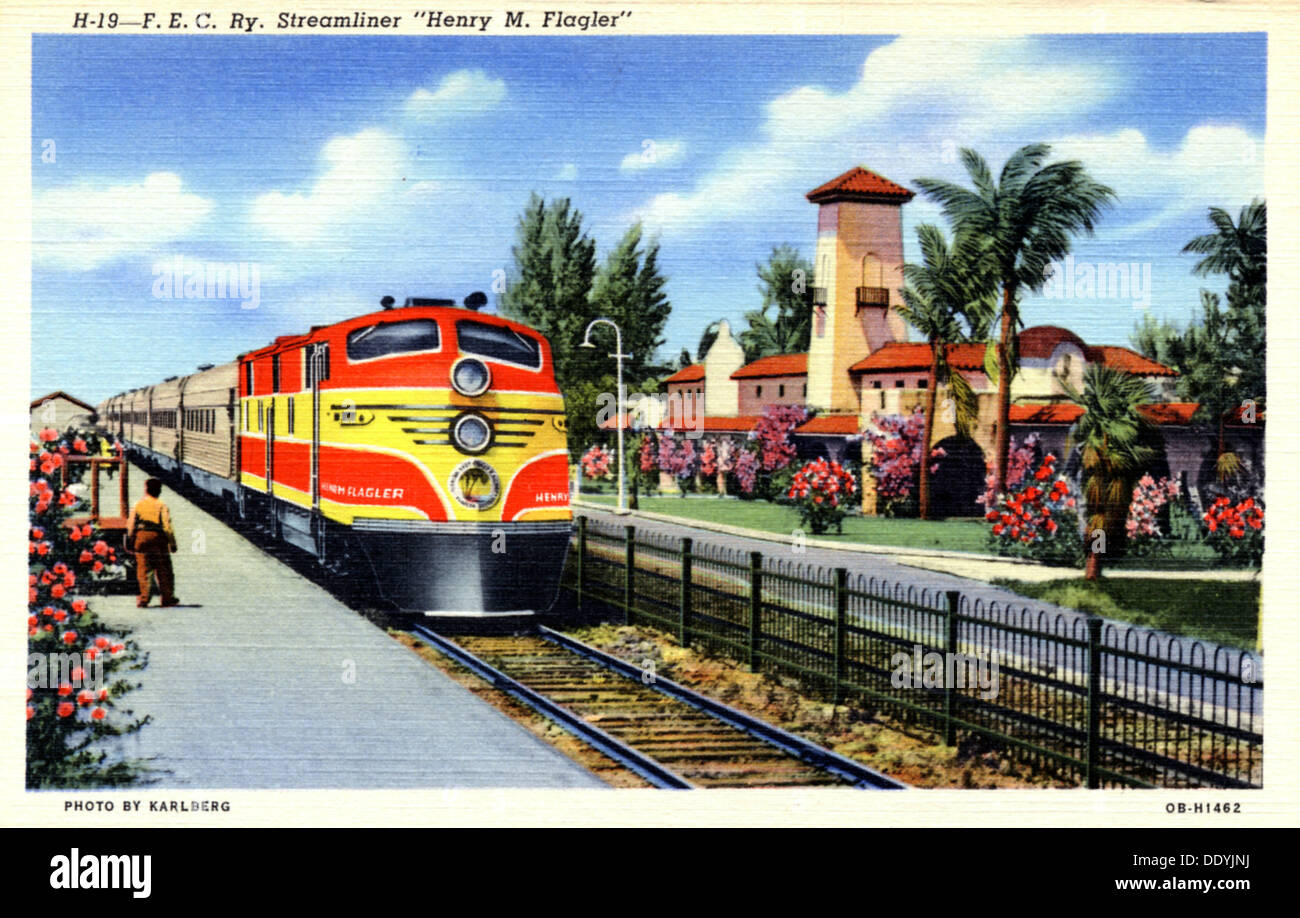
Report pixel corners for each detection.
[127,477,179,608]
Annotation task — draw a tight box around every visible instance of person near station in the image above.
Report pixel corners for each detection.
[126,477,179,608]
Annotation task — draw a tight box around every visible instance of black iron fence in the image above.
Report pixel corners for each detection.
[562,516,1263,789]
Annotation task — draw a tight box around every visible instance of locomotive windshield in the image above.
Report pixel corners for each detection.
[456,319,542,369]
[347,319,440,361]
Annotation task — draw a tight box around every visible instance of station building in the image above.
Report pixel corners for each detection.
[618,166,1263,516]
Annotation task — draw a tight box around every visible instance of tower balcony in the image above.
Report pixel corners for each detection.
[856,286,890,310]
[811,286,828,307]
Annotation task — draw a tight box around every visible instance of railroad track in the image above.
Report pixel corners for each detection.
[409,624,906,790]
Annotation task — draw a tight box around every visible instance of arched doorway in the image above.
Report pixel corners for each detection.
[929,435,987,518]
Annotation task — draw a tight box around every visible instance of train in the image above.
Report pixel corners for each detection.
[97,295,573,617]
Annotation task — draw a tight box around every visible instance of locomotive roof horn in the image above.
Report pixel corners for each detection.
[463,291,488,311]
[380,295,396,310]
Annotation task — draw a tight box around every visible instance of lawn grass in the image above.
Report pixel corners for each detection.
[580,493,992,553]
[991,577,1260,651]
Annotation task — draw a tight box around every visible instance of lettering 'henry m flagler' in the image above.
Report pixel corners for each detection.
[49,849,151,899]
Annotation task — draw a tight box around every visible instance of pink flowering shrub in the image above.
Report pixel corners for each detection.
[1124,474,1180,556]
[750,405,807,472]
[862,407,944,516]
[657,430,698,496]
[788,458,858,534]
[733,447,759,496]
[984,453,1084,566]
[580,445,613,480]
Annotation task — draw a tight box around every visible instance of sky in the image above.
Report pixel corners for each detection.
[32,33,1265,404]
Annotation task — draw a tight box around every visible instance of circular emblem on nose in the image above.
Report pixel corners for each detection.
[448,459,500,510]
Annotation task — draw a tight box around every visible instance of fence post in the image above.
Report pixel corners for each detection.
[943,590,961,747]
[748,551,762,671]
[624,525,635,626]
[834,568,849,705]
[1086,615,1103,789]
[575,516,587,616]
[679,537,692,646]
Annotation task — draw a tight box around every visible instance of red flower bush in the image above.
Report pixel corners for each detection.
[579,445,613,480]
[787,458,858,534]
[1202,495,1264,565]
[985,454,1084,566]
[27,426,146,788]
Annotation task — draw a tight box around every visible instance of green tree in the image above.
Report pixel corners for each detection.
[499,194,598,390]
[1063,365,1156,580]
[589,222,673,382]
[916,145,1116,496]
[896,225,996,519]
[739,245,813,361]
[1132,201,1266,479]
[1183,199,1267,408]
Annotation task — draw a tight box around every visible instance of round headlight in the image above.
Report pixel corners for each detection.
[453,413,492,453]
[451,358,491,397]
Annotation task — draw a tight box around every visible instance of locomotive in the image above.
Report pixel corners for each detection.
[97,296,573,616]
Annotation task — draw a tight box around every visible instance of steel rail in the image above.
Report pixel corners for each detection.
[408,624,694,790]
[538,626,908,790]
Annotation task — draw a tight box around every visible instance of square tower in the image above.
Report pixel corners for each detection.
[805,167,914,413]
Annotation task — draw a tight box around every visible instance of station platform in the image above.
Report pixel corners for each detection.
[89,467,604,789]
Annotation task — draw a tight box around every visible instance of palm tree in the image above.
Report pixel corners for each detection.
[916,145,1116,497]
[1183,199,1266,289]
[1062,365,1155,580]
[1182,199,1267,477]
[738,304,808,362]
[896,225,995,519]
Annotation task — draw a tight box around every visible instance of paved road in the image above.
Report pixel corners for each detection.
[89,468,605,789]
[577,505,1263,708]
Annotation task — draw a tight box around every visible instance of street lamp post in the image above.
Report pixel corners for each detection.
[580,318,631,514]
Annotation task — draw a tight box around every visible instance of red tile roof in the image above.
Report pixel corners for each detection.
[849,342,987,374]
[795,415,861,435]
[663,364,705,384]
[731,353,808,379]
[806,166,915,204]
[1089,346,1178,377]
[1017,325,1088,359]
[1137,402,1197,425]
[1009,404,1086,425]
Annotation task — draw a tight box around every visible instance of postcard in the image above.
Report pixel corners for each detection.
[4,0,1298,842]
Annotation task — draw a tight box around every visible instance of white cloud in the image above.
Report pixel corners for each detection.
[34,172,213,270]
[404,69,506,120]
[1050,124,1262,237]
[620,139,686,172]
[555,162,579,181]
[250,128,409,246]
[630,37,1117,232]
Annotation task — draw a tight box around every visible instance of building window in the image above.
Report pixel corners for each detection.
[245,361,253,394]
[778,384,785,398]
[756,385,763,398]
[872,381,882,390]
[272,355,281,393]
[917,379,928,389]
[895,380,905,388]
[802,384,807,396]
[288,397,295,436]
